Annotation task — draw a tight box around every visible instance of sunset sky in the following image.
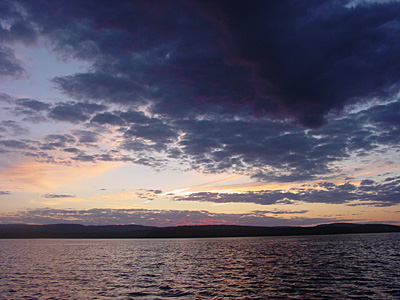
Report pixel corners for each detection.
[0,0,399,226]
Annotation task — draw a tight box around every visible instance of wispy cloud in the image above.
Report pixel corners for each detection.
[41,194,76,199]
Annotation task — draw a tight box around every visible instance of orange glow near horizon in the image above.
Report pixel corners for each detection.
[0,160,123,193]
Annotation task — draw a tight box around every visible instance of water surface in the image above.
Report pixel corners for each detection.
[1,233,399,299]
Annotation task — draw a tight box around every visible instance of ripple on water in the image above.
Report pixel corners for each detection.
[0,233,399,299]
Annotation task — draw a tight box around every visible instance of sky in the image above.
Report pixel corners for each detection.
[0,0,399,226]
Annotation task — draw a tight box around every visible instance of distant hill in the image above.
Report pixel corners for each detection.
[0,223,399,239]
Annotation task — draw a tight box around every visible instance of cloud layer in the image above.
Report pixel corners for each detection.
[0,207,341,227]
[1,94,398,183]
[0,0,400,222]
[2,0,400,125]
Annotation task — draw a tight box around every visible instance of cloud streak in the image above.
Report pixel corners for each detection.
[174,177,400,207]
[41,194,76,199]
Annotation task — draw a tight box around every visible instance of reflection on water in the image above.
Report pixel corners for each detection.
[0,233,399,299]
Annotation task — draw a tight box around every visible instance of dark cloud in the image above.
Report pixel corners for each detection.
[0,120,29,135]
[63,147,81,153]
[318,182,337,190]
[2,98,399,184]
[0,0,34,78]
[22,0,400,180]
[0,190,10,195]
[23,151,57,164]
[80,99,394,181]
[96,153,114,162]
[16,98,50,112]
[71,153,96,162]
[67,150,125,164]
[48,102,106,123]
[119,110,155,125]
[150,189,162,194]
[0,139,30,149]
[53,73,152,106]
[0,1,37,44]
[182,100,399,181]
[40,134,76,150]
[72,130,99,144]
[120,139,158,153]
[124,122,177,147]
[169,117,344,180]
[0,207,341,226]
[362,101,400,146]
[91,112,125,126]
[174,191,301,206]
[198,0,400,127]
[45,134,75,144]
[0,0,399,187]
[6,20,36,44]
[0,45,25,77]
[116,114,179,154]
[0,92,13,103]
[41,194,76,199]
[48,104,90,123]
[135,189,163,200]
[8,0,398,127]
[0,95,50,122]
[21,0,195,59]
[5,2,399,122]
[385,176,400,182]
[361,179,375,186]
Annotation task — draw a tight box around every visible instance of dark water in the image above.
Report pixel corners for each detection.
[0,233,399,300]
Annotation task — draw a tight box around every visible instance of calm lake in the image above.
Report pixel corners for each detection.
[0,233,399,299]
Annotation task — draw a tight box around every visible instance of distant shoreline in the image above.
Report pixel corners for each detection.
[0,223,399,239]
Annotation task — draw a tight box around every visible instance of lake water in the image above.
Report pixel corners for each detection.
[0,233,399,299]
